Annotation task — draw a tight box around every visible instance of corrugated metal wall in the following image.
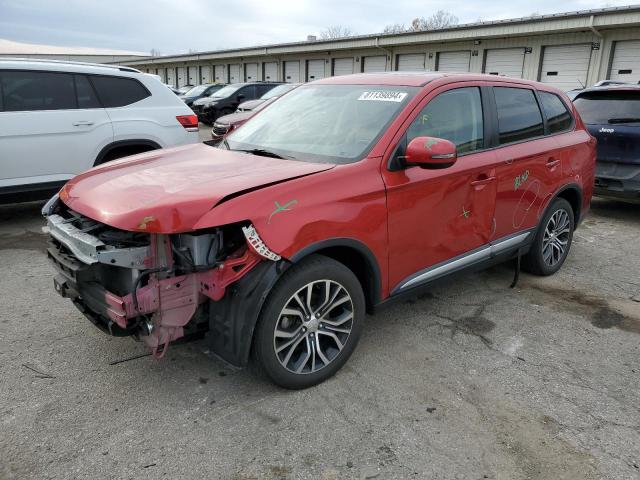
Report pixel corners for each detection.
[132,26,639,91]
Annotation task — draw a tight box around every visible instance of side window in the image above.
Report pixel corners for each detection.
[240,85,257,99]
[89,75,150,107]
[258,84,274,96]
[74,75,101,109]
[406,87,484,154]
[538,91,572,134]
[494,87,544,144]
[1,70,76,111]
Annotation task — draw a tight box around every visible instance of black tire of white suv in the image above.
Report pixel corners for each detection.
[523,198,575,276]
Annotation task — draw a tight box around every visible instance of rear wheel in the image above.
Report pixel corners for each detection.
[522,198,574,275]
[253,255,365,389]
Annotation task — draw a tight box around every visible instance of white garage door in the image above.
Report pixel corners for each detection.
[166,68,175,86]
[284,61,300,83]
[397,53,425,71]
[484,48,525,78]
[437,51,471,72]
[609,40,640,83]
[176,67,187,87]
[307,59,325,81]
[157,68,167,83]
[188,66,198,85]
[362,55,387,73]
[263,62,278,81]
[214,65,226,83]
[229,64,241,83]
[540,44,592,91]
[333,58,354,76]
[245,63,259,81]
[200,66,212,84]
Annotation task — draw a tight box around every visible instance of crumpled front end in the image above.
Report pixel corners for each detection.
[44,198,278,358]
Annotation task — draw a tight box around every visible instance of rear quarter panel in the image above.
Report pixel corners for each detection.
[106,75,198,148]
[553,104,596,220]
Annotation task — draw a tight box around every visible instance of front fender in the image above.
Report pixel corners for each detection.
[194,162,390,296]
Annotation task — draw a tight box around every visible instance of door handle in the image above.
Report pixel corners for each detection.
[471,175,496,187]
[73,121,94,126]
[505,158,514,165]
[546,158,560,169]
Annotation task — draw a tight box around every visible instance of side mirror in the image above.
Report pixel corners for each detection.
[405,136,457,169]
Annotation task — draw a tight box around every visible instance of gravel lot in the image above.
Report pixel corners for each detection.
[1,196,639,480]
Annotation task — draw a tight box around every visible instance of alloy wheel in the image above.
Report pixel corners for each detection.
[542,208,571,267]
[273,279,354,374]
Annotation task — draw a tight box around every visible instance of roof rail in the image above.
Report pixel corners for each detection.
[0,57,142,73]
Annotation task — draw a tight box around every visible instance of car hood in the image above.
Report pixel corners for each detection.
[60,143,334,233]
[237,99,264,111]
[193,97,216,106]
[216,110,254,125]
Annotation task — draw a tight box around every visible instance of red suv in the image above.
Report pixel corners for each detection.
[43,73,595,389]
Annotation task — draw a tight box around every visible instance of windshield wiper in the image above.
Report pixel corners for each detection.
[235,148,295,160]
[608,117,640,124]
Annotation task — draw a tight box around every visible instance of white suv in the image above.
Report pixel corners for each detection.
[0,59,199,203]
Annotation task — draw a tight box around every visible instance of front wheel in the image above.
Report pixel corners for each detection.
[522,197,575,276]
[252,255,365,389]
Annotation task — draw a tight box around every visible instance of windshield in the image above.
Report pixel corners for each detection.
[261,83,297,100]
[184,84,210,96]
[210,84,243,98]
[226,84,418,164]
[574,90,640,124]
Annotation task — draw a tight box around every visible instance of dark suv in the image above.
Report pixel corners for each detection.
[192,82,282,124]
[573,86,640,201]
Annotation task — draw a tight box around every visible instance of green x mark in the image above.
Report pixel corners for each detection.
[461,206,471,219]
[424,138,439,151]
[268,200,298,224]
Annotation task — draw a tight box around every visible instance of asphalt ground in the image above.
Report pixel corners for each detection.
[1,195,639,480]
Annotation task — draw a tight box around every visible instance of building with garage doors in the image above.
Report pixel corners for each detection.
[116,6,640,92]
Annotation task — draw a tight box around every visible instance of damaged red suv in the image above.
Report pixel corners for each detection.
[43,73,595,389]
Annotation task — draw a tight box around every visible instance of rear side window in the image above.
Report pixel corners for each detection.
[538,92,572,133]
[257,84,276,96]
[573,90,640,125]
[239,85,257,99]
[90,75,150,107]
[74,75,101,109]
[494,87,544,144]
[1,70,76,111]
[407,87,484,154]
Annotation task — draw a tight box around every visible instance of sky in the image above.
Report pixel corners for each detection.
[0,0,635,56]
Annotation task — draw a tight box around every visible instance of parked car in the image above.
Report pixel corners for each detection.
[43,73,594,389]
[179,83,225,107]
[0,59,198,203]
[211,99,273,141]
[211,84,301,142]
[165,84,181,95]
[236,83,301,112]
[573,85,640,201]
[176,84,194,95]
[191,82,282,124]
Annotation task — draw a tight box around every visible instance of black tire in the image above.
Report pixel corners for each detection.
[522,198,574,276]
[252,255,365,389]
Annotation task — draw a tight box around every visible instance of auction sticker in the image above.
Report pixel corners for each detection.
[357,91,408,102]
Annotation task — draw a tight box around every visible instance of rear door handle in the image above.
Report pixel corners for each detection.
[73,121,94,126]
[471,175,496,187]
[546,158,560,168]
